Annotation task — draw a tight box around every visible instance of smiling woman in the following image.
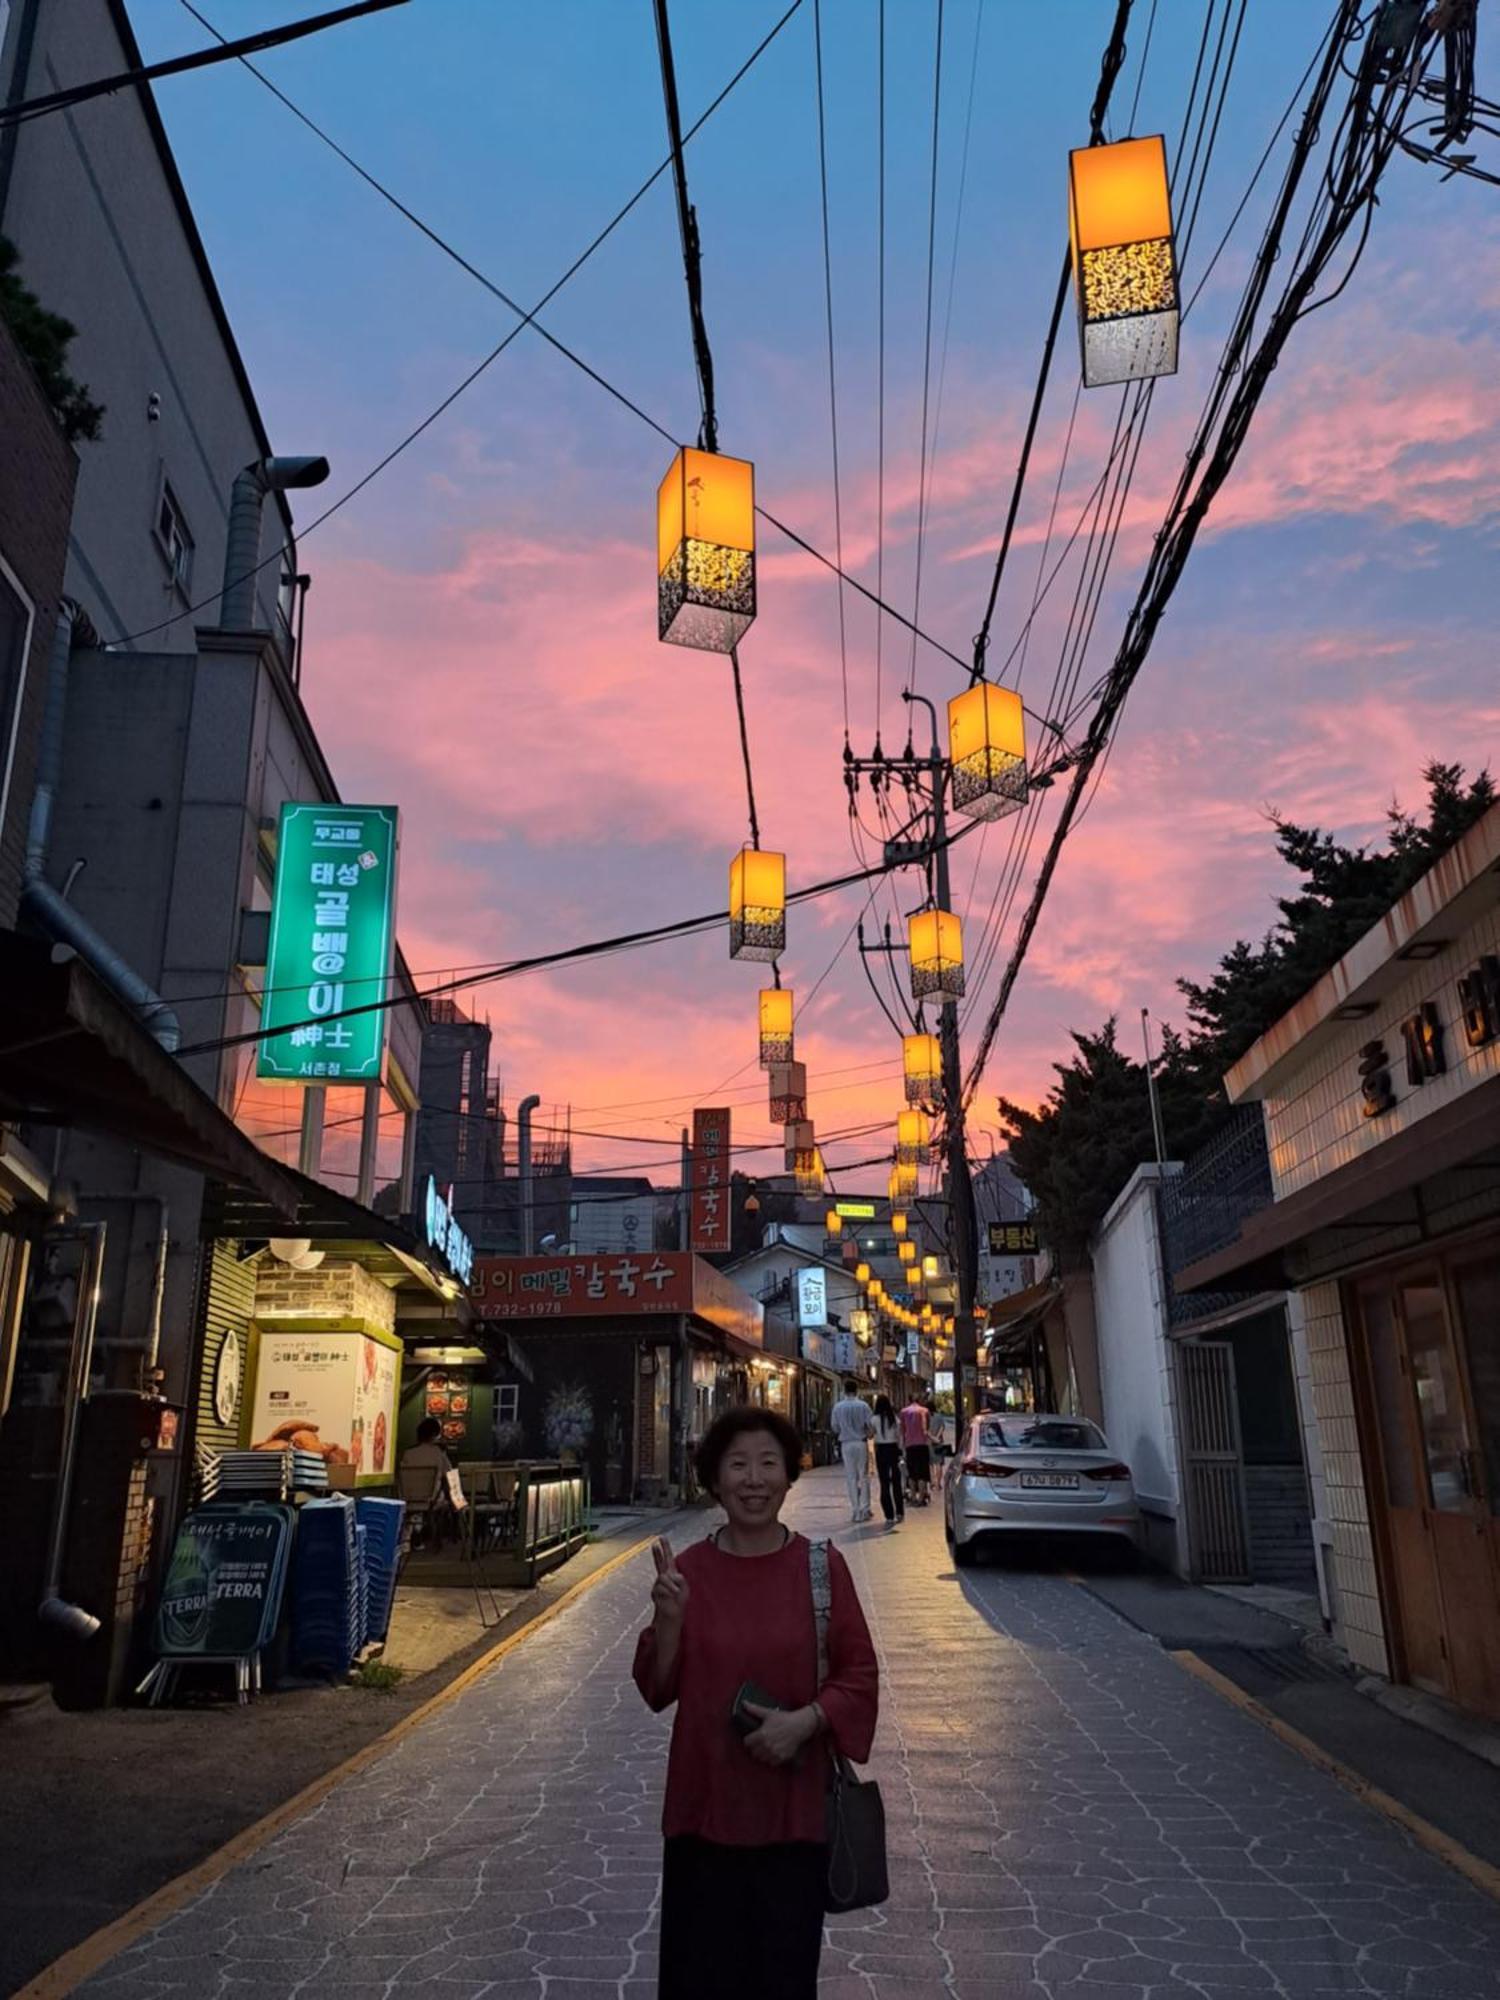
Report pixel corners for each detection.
[632,1407,878,1999]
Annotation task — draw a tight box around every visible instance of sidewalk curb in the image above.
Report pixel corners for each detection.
[14,1529,664,2000]
[1171,1649,1500,1906]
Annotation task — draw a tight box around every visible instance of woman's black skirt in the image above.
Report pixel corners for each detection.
[658,1834,827,1999]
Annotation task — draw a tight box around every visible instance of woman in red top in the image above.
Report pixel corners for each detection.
[633,1406,878,1999]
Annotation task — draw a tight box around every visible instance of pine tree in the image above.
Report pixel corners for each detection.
[0,235,104,442]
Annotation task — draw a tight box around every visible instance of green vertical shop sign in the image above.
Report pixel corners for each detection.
[257,803,399,1082]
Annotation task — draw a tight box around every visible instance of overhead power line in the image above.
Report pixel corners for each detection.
[0,0,407,127]
[961,0,1438,1109]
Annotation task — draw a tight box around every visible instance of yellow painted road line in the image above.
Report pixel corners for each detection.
[15,1535,656,2000]
[1172,1648,1500,1906]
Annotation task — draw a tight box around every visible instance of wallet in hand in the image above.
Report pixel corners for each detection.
[730,1680,783,1737]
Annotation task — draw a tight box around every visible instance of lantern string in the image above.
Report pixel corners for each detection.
[969,0,1135,687]
[728,645,763,851]
[653,0,718,452]
[874,0,887,745]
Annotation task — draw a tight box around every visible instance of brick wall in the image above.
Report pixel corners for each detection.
[1300,1279,1389,1676]
[252,1257,397,1334]
[0,316,78,925]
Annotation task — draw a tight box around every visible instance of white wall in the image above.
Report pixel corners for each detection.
[1091,1166,1187,1572]
[1299,1281,1390,1676]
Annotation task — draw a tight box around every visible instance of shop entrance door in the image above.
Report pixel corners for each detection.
[1355,1261,1500,1719]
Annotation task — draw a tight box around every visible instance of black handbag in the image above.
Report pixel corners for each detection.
[808,1539,889,1912]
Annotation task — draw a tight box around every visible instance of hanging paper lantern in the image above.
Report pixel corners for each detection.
[855,1262,871,1286]
[657,446,756,652]
[768,1060,807,1125]
[758,986,793,1067]
[948,682,1028,821]
[785,1118,815,1170]
[902,1032,942,1107]
[890,1210,908,1238]
[909,908,964,1004]
[898,1239,917,1265]
[825,1210,843,1238]
[1069,134,1179,389]
[730,848,785,963]
[796,1146,824,1195]
[922,1253,940,1281]
[897,1109,931,1167]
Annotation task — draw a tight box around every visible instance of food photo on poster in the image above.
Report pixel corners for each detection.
[245,1327,401,1485]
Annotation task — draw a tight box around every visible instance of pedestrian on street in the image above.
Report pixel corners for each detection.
[899,1394,932,1505]
[633,1406,879,2000]
[928,1402,951,1488]
[829,1377,876,1522]
[872,1394,905,1530]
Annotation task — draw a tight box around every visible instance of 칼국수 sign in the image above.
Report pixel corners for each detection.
[258,803,399,1082]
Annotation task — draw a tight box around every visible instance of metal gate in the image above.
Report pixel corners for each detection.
[1178,1339,1252,1582]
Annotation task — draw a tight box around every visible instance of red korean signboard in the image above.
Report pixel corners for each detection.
[473,1252,695,1320]
[689,1106,732,1254]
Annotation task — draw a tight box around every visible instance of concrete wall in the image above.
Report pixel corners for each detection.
[0,0,296,650]
[0,316,76,923]
[1091,1166,1186,1571]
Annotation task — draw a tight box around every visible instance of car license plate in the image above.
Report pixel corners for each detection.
[1019,1471,1078,1490]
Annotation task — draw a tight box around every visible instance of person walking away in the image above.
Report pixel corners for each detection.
[899,1394,932,1505]
[829,1378,876,1523]
[872,1394,905,1530]
[927,1401,950,1489]
[634,1407,879,1999]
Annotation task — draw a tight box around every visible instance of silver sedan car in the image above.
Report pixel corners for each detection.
[944,1412,1141,1566]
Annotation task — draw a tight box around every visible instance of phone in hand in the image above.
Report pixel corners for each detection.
[731,1680,782,1738]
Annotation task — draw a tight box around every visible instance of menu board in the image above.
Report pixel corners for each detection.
[422,1370,474,1448]
[154,1507,292,1660]
[247,1329,399,1484]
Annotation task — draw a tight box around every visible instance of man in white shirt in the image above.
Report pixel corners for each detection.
[829,1379,876,1522]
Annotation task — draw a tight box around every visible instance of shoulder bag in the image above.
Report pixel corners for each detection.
[808,1538,888,1912]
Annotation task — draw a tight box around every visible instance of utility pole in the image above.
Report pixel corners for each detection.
[847,690,982,1431]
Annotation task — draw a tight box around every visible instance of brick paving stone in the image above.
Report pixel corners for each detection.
[76,1469,1500,1998]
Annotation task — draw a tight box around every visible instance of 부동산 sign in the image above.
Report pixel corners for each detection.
[258,803,399,1081]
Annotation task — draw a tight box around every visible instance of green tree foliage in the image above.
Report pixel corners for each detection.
[1180,761,1495,1078]
[0,235,104,442]
[1001,762,1494,1262]
[998,1021,1223,1262]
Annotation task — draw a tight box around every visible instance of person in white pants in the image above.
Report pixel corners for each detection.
[829,1379,876,1523]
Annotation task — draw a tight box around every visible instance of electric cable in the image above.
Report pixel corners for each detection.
[904,0,945,703]
[812,0,851,747]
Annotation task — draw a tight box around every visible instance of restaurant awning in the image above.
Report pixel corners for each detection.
[203,1167,466,1310]
[984,1279,1062,1360]
[0,931,298,1214]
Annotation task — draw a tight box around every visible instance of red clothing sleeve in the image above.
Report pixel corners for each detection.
[632,1623,679,1712]
[817,1543,878,1765]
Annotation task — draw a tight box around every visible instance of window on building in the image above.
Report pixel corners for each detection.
[496,1383,519,1426]
[153,476,194,594]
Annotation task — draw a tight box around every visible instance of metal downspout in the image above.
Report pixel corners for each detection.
[21,600,182,1051]
[38,1223,106,1642]
[517,1095,541,1256]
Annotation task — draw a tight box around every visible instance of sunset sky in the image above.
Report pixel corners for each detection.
[135,0,1500,1186]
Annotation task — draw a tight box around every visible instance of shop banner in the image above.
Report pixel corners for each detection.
[472,1253,764,1348]
[988,1221,1039,1256]
[154,1506,292,1660]
[258,802,399,1082]
[690,1106,731,1254]
[247,1328,399,1482]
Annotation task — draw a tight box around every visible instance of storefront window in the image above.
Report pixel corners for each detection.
[373,1081,411,1213]
[1401,1282,1471,1513]
[1361,1285,1417,1510]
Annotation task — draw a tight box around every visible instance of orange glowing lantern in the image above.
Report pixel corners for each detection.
[758,986,793,1067]
[1069,135,1179,389]
[948,681,1027,822]
[730,847,785,964]
[657,446,756,652]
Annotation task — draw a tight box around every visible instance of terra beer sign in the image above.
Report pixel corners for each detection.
[258,802,399,1082]
[690,1106,731,1254]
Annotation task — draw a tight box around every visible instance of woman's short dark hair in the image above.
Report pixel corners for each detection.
[695,1406,803,1496]
[416,1416,442,1444]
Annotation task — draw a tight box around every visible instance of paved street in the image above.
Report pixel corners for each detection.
[82,1469,1500,1999]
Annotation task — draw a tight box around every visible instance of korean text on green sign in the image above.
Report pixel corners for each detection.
[258,803,399,1082]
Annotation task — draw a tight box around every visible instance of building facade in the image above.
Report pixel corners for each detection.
[1176,804,1500,1719]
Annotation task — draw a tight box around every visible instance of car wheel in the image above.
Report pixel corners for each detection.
[943,1510,955,1546]
[953,1534,977,1569]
